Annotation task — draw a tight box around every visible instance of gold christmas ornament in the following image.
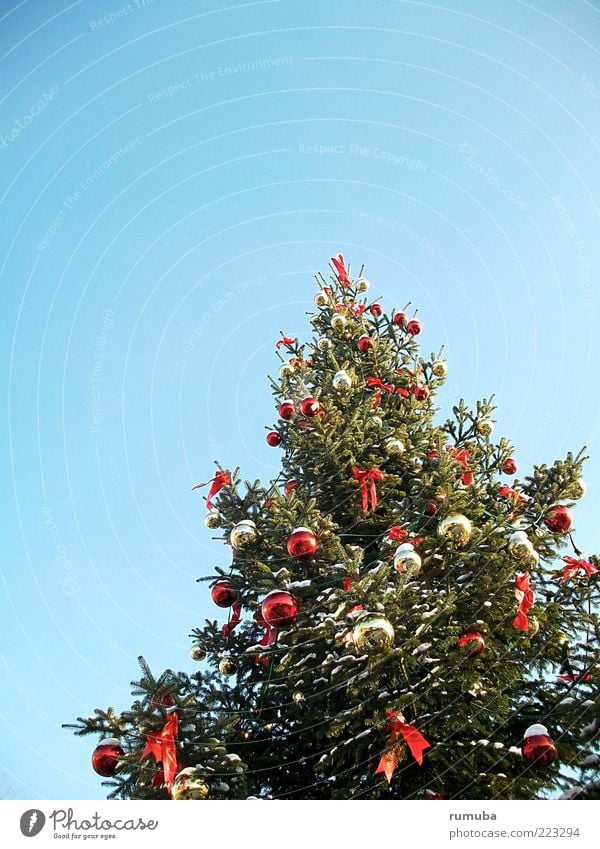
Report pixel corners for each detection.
[189,645,206,662]
[314,290,330,307]
[393,543,422,574]
[476,418,494,437]
[229,519,258,549]
[368,415,383,428]
[352,612,395,653]
[431,359,447,378]
[172,768,210,800]
[355,277,370,293]
[437,513,472,547]
[331,314,347,332]
[204,510,221,529]
[292,691,305,704]
[219,656,238,676]
[507,530,535,562]
[279,361,295,379]
[317,336,333,351]
[566,478,586,500]
[332,370,352,392]
[385,437,405,457]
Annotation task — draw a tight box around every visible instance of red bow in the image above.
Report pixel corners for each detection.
[222,600,242,638]
[342,577,354,591]
[557,670,594,683]
[348,301,367,317]
[387,526,408,543]
[276,334,297,350]
[366,376,410,398]
[447,446,474,486]
[512,572,535,631]
[497,485,527,505]
[254,610,277,666]
[142,712,179,792]
[192,470,232,510]
[352,467,383,512]
[331,254,350,286]
[555,556,597,585]
[375,711,430,782]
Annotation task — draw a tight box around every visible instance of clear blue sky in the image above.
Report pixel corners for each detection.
[1,0,600,800]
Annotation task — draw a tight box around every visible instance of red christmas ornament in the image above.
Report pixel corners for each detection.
[92,738,124,777]
[456,631,485,656]
[300,396,321,417]
[278,400,295,420]
[424,501,438,516]
[284,480,297,495]
[412,384,429,401]
[287,526,319,559]
[266,431,282,447]
[261,590,299,628]
[406,318,421,336]
[211,580,238,608]
[503,458,518,475]
[357,334,374,353]
[393,311,407,326]
[544,505,573,533]
[427,450,439,461]
[522,724,557,767]
[370,303,383,317]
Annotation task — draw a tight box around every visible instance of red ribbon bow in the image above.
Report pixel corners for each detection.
[375,711,430,782]
[192,470,232,510]
[387,526,408,543]
[331,254,350,286]
[142,711,179,792]
[447,446,474,486]
[352,467,383,512]
[254,611,277,667]
[497,485,527,505]
[276,334,297,350]
[555,556,598,585]
[512,571,535,631]
[348,301,367,317]
[222,600,242,638]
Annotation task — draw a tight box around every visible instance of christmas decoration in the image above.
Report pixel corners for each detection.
[555,556,597,584]
[276,334,297,350]
[476,418,494,437]
[172,767,210,800]
[266,431,282,447]
[204,510,221,529]
[142,712,179,792]
[370,303,383,317]
[331,253,350,285]
[284,480,297,495]
[211,580,238,608]
[522,724,557,767]
[219,657,238,676]
[278,400,296,420]
[229,519,258,549]
[261,590,299,628]
[355,277,370,293]
[352,466,383,512]
[287,526,318,559]
[331,314,347,332]
[393,543,422,574]
[352,612,394,652]
[437,513,472,547]
[431,359,447,378]
[189,645,206,662]
[300,396,321,417]
[424,501,437,516]
[456,632,485,656]
[279,361,295,378]
[513,572,535,631]
[508,531,536,562]
[375,711,430,782]
[317,336,333,351]
[393,311,407,326]
[357,334,374,353]
[314,290,330,307]
[544,505,573,533]
[192,470,232,509]
[406,318,421,336]
[333,370,352,392]
[502,458,518,475]
[92,739,124,777]
[385,438,405,457]
[565,478,586,499]
[412,384,429,401]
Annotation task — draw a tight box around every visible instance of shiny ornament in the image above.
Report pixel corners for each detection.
[437,513,472,547]
[544,505,573,534]
[522,724,557,767]
[283,480,297,495]
[287,526,318,559]
[385,437,405,457]
[370,303,383,317]
[476,418,494,437]
[204,510,221,529]
[333,370,352,392]
[352,612,395,653]
[219,656,238,676]
[368,415,383,428]
[317,336,333,351]
[299,396,321,417]
[508,530,532,561]
[393,312,407,326]
[266,431,282,447]
[355,277,370,293]
[393,543,422,574]
[278,400,295,420]
[431,359,447,378]
[92,739,124,778]
[357,334,374,353]
[331,314,347,332]
[457,631,485,656]
[279,361,295,378]
[314,290,330,307]
[189,645,206,662]
[261,590,299,628]
[172,767,210,800]
[565,478,586,500]
[211,579,238,608]
[413,384,429,401]
[424,501,438,516]
[292,691,306,704]
[502,458,518,475]
[229,519,258,549]
[406,318,421,336]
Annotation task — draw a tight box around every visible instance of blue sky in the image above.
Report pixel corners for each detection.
[1,0,600,800]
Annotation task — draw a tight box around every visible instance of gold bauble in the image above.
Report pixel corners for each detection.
[219,656,238,676]
[431,359,447,378]
[172,767,210,800]
[292,691,305,704]
[331,314,347,332]
[566,478,586,500]
[204,510,221,529]
[229,519,258,549]
[314,290,330,307]
[368,415,383,428]
[317,336,333,351]
[393,543,422,574]
[352,612,395,653]
[476,418,494,437]
[189,645,206,662]
[332,370,352,392]
[279,362,295,378]
[437,513,472,547]
[385,437,405,457]
[355,277,370,293]
[507,531,532,560]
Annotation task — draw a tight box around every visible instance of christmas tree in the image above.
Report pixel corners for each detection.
[67,256,599,800]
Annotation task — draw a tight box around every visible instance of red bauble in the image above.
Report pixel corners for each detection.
[370,303,383,317]
[413,384,429,401]
[457,631,485,656]
[266,431,282,447]
[427,450,439,460]
[357,334,374,353]
[284,480,297,495]
[92,739,124,778]
[393,312,407,326]
[261,590,299,628]
[424,501,438,516]
[211,580,238,608]
[300,396,321,417]
[503,458,518,475]
[522,724,557,767]
[278,400,295,420]
[406,318,422,336]
[287,526,319,559]
[544,505,573,533]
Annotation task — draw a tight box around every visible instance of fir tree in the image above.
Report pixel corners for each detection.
[67,256,600,800]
